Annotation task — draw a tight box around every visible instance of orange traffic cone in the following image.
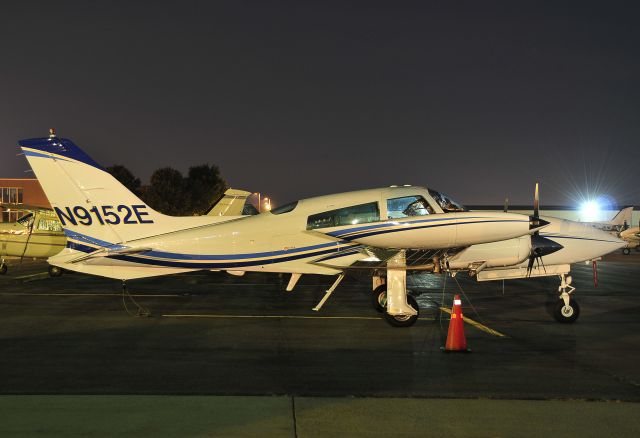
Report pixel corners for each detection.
[443,294,470,352]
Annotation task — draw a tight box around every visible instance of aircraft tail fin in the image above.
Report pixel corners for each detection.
[607,206,633,226]
[20,134,214,249]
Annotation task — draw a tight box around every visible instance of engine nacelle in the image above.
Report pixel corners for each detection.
[447,236,531,271]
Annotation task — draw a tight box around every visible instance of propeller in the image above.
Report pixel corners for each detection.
[526,183,563,276]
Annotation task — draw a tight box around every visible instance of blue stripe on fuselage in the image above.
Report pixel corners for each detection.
[337,219,528,241]
[66,240,344,269]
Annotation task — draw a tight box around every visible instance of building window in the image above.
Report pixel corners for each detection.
[0,187,23,204]
[1,210,23,223]
[307,202,380,230]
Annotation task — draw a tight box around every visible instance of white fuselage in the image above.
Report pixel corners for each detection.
[52,187,538,279]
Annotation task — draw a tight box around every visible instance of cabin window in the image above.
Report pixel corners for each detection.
[307,202,380,230]
[38,218,63,232]
[387,196,434,219]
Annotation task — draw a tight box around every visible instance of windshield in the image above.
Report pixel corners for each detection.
[387,196,435,218]
[16,213,34,226]
[428,189,467,213]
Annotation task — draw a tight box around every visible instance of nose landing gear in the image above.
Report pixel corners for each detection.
[554,274,579,323]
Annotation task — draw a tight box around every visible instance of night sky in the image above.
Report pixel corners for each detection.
[2,1,639,208]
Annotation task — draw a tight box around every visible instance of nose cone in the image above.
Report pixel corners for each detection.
[568,221,627,258]
[591,227,627,254]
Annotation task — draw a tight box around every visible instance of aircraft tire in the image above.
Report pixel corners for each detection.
[635,246,640,252]
[553,298,580,324]
[0,264,6,275]
[623,248,631,255]
[371,285,387,313]
[383,295,419,328]
[48,265,63,277]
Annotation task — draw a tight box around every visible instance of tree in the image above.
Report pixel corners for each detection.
[106,165,141,195]
[142,167,188,215]
[186,164,227,215]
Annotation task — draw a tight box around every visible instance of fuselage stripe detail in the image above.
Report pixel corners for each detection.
[324,216,490,237]
[539,233,623,244]
[338,219,529,241]
[66,241,345,269]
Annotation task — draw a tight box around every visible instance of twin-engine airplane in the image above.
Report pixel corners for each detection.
[20,132,625,327]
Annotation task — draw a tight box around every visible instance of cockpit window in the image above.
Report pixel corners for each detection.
[387,196,434,219]
[428,189,467,213]
[16,213,34,226]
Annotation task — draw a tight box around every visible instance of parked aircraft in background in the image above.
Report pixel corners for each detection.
[0,205,66,276]
[207,188,258,216]
[619,227,640,255]
[584,206,633,232]
[20,132,624,326]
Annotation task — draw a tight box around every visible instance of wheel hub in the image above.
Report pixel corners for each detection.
[561,305,574,317]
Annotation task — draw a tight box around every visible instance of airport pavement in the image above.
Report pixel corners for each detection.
[0,396,638,437]
[0,254,639,435]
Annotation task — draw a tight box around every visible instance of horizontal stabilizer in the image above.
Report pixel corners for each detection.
[70,246,153,263]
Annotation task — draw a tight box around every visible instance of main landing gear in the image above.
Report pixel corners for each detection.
[553,274,580,323]
[0,258,7,275]
[371,250,420,328]
[623,247,631,255]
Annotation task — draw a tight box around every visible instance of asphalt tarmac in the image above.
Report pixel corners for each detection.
[1,254,639,401]
[1,254,640,436]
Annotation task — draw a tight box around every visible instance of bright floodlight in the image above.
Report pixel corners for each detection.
[580,200,601,222]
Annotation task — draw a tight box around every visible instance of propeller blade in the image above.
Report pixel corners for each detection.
[526,255,535,277]
[504,197,509,213]
[593,260,598,288]
[533,182,539,218]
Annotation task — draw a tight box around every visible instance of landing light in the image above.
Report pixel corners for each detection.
[579,200,601,222]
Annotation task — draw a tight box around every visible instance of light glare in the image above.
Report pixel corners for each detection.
[580,200,601,222]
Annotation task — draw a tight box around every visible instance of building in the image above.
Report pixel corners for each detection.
[0,178,51,222]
